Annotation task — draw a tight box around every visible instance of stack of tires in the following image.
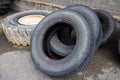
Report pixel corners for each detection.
[30,5,116,77]
[2,5,116,77]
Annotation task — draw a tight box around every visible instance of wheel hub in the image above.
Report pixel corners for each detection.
[18,15,45,26]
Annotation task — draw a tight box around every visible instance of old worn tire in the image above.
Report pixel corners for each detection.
[95,10,116,46]
[118,38,120,55]
[62,5,102,47]
[0,0,11,15]
[31,10,96,76]
[50,34,74,56]
[51,5,103,47]
[57,26,75,45]
[2,10,49,46]
[50,5,102,56]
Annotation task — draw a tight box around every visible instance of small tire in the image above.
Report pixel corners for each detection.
[31,9,96,76]
[95,10,116,46]
[2,10,49,46]
[0,0,11,15]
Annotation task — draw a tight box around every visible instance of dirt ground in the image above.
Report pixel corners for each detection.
[0,11,120,80]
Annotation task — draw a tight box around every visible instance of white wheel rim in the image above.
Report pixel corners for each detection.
[18,15,45,26]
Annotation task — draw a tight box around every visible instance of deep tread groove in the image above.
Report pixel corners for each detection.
[2,10,49,46]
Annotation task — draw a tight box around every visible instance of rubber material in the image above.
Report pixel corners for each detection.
[118,38,120,55]
[2,10,49,46]
[50,34,74,56]
[66,5,102,47]
[31,9,96,77]
[50,5,102,56]
[57,27,75,45]
[95,10,116,46]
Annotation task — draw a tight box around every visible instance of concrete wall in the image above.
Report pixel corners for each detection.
[13,0,120,15]
[42,0,120,14]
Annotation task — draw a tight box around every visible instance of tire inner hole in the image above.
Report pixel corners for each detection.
[43,22,77,60]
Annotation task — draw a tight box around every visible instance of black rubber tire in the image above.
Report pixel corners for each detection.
[118,38,120,55]
[31,9,96,77]
[57,26,75,45]
[0,0,11,15]
[95,10,116,46]
[2,10,49,46]
[50,5,102,56]
[50,8,115,57]
[66,5,102,47]
[50,34,74,56]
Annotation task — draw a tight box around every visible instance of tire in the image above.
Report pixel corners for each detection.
[31,9,96,76]
[57,26,75,45]
[66,5,102,47]
[118,38,120,55]
[50,34,74,56]
[2,10,50,46]
[50,5,102,56]
[0,0,11,15]
[95,10,116,46]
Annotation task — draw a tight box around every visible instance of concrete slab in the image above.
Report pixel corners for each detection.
[0,51,53,80]
[0,50,120,80]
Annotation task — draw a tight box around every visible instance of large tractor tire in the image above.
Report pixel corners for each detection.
[2,10,49,46]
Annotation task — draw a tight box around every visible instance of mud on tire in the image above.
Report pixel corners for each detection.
[2,10,49,46]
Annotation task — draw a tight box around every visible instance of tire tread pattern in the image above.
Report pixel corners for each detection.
[2,22,32,46]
